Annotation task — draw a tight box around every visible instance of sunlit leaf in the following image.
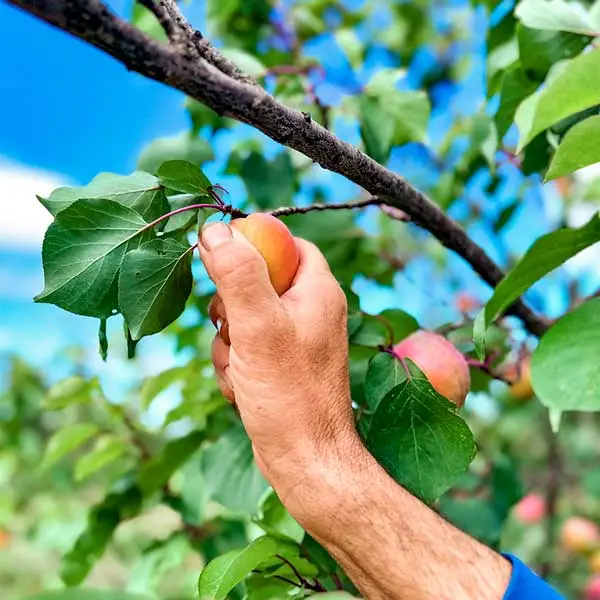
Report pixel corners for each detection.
[36,199,152,319]
[546,115,600,180]
[474,213,600,357]
[531,297,600,412]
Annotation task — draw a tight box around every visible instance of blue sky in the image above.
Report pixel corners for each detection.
[1,0,599,401]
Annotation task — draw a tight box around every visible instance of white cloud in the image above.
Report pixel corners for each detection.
[0,158,71,251]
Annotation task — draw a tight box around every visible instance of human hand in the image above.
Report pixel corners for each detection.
[198,221,359,517]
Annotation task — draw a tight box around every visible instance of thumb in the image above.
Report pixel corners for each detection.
[198,221,281,327]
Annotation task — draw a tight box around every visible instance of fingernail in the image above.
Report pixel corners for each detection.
[201,222,232,250]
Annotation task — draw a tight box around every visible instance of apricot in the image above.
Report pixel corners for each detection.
[590,551,600,573]
[507,356,534,401]
[393,331,470,407]
[561,517,600,554]
[514,493,546,524]
[0,529,10,549]
[230,214,299,296]
[455,292,479,314]
[585,575,600,600]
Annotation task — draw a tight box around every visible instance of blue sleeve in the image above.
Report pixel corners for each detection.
[502,554,565,600]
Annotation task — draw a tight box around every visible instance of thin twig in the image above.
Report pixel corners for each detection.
[269,197,407,219]
[465,357,511,384]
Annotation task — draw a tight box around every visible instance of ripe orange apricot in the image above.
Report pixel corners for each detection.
[0,529,10,549]
[507,356,534,401]
[561,517,600,554]
[231,214,300,296]
[393,331,470,407]
[590,551,600,574]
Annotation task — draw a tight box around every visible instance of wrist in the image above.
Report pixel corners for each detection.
[272,427,375,537]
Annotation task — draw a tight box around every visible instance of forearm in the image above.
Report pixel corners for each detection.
[287,435,512,600]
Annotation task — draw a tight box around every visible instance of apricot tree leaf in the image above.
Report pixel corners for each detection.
[119,238,193,339]
[137,132,214,174]
[546,115,600,180]
[515,0,597,34]
[474,213,600,357]
[198,536,279,600]
[74,435,129,481]
[366,358,476,503]
[531,298,600,412]
[203,423,269,514]
[42,423,99,470]
[517,48,600,149]
[36,199,152,319]
[39,171,168,221]
[157,159,211,194]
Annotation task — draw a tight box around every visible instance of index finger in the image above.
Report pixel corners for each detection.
[290,238,332,284]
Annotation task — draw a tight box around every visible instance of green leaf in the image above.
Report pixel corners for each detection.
[494,200,520,233]
[36,199,152,319]
[349,314,390,347]
[359,95,394,164]
[515,0,597,34]
[62,484,143,585]
[517,23,591,81]
[359,90,430,163]
[185,98,233,134]
[198,536,279,600]
[220,48,266,76]
[495,65,538,140]
[364,68,406,96]
[366,358,476,503]
[310,595,358,599]
[26,590,155,600]
[365,352,405,412]
[254,492,304,543]
[45,375,99,410]
[138,132,214,175]
[335,28,364,68]
[245,575,297,599]
[546,115,600,180]
[131,1,168,42]
[474,213,600,357]
[531,297,600,411]
[140,365,190,410]
[469,113,498,171]
[74,435,129,481]
[119,238,194,339]
[138,430,206,495]
[157,159,212,194]
[379,309,420,342]
[518,48,600,149]
[39,171,169,221]
[203,423,269,514]
[42,423,99,470]
[240,151,296,209]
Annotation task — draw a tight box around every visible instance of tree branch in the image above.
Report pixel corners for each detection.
[268,197,407,219]
[7,0,549,338]
[136,0,181,43]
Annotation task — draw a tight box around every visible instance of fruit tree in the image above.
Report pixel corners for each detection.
[2,0,600,598]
